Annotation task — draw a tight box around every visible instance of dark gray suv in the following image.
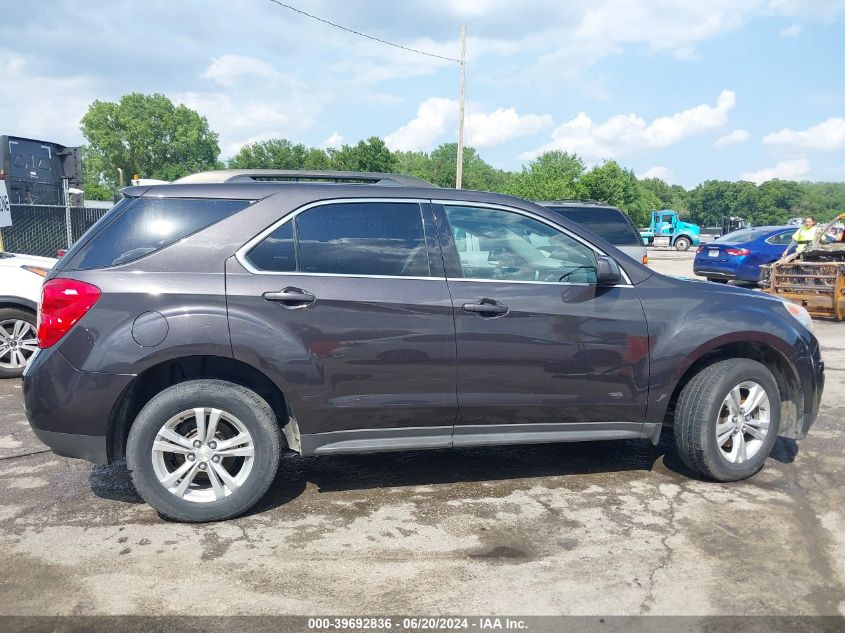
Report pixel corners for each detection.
[23,170,824,521]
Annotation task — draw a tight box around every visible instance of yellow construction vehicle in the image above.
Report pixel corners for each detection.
[760,213,845,320]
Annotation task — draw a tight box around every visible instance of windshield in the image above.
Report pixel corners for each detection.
[545,206,640,246]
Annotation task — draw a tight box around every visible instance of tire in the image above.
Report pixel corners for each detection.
[0,308,38,379]
[706,277,729,284]
[674,236,692,251]
[127,379,283,522]
[674,359,780,481]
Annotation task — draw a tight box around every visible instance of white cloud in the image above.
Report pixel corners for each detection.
[385,98,455,152]
[384,98,552,151]
[779,22,802,36]
[763,117,845,151]
[641,166,675,183]
[523,90,736,160]
[466,108,553,147]
[0,50,97,146]
[714,129,751,148]
[202,54,281,87]
[324,132,344,149]
[742,158,810,184]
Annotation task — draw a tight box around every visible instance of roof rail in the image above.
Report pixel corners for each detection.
[537,199,606,205]
[172,169,434,187]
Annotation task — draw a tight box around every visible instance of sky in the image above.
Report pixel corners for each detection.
[1,0,844,188]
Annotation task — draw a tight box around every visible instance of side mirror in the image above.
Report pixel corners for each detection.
[596,255,623,286]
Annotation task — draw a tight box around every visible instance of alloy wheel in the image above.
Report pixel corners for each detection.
[715,381,770,464]
[151,407,255,503]
[0,319,38,370]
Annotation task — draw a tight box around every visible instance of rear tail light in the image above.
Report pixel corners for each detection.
[56,248,67,258]
[725,248,750,256]
[696,246,704,254]
[37,279,101,348]
[642,253,649,265]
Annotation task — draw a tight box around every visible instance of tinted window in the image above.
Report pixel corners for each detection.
[546,206,640,246]
[297,202,429,277]
[68,198,250,270]
[445,205,597,284]
[245,221,296,272]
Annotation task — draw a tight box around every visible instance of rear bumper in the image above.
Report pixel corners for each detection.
[30,428,108,464]
[23,346,132,464]
[693,264,736,279]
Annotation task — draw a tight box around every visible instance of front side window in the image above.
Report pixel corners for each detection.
[444,205,598,284]
[246,201,431,277]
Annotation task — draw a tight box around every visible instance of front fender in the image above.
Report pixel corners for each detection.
[635,275,812,427]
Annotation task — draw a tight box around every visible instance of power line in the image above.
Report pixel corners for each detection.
[264,0,461,63]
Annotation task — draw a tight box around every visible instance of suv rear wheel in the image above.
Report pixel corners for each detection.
[673,359,780,481]
[127,379,283,522]
[0,308,38,379]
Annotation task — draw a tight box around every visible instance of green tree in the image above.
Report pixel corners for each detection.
[80,145,114,200]
[393,151,433,182]
[303,147,332,170]
[428,143,505,190]
[579,161,648,224]
[329,136,396,173]
[80,93,220,184]
[502,151,585,201]
[755,179,801,225]
[228,139,310,169]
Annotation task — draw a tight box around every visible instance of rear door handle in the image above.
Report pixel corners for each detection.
[263,287,316,307]
[462,299,508,316]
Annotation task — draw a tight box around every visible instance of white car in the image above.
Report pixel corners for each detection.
[0,252,56,377]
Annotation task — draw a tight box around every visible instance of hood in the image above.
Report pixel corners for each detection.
[676,222,700,235]
[0,252,58,268]
[662,272,785,304]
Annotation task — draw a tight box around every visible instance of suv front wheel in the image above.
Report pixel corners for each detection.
[127,379,283,522]
[673,359,780,481]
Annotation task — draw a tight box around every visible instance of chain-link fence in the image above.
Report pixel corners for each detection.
[0,204,112,257]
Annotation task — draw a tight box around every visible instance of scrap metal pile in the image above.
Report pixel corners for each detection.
[761,214,845,320]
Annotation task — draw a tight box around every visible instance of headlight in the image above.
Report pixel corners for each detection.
[780,300,813,332]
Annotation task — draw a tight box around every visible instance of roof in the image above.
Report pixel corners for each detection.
[171,169,433,187]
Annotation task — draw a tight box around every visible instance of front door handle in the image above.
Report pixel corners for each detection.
[462,299,508,316]
[263,287,316,307]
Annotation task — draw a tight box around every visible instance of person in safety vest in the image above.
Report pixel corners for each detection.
[783,216,821,257]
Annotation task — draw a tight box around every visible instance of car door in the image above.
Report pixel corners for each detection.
[225,199,458,454]
[432,201,650,446]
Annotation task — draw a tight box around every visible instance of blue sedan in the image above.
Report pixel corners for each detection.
[693,226,794,284]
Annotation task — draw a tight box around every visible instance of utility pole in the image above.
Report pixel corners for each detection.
[455,25,467,190]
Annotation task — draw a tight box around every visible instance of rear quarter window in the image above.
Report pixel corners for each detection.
[546,206,641,246]
[716,229,765,244]
[65,197,251,270]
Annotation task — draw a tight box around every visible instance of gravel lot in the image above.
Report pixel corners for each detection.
[1,249,843,616]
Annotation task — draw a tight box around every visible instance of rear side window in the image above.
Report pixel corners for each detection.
[765,231,793,246]
[246,202,431,277]
[546,206,640,246]
[67,198,251,270]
